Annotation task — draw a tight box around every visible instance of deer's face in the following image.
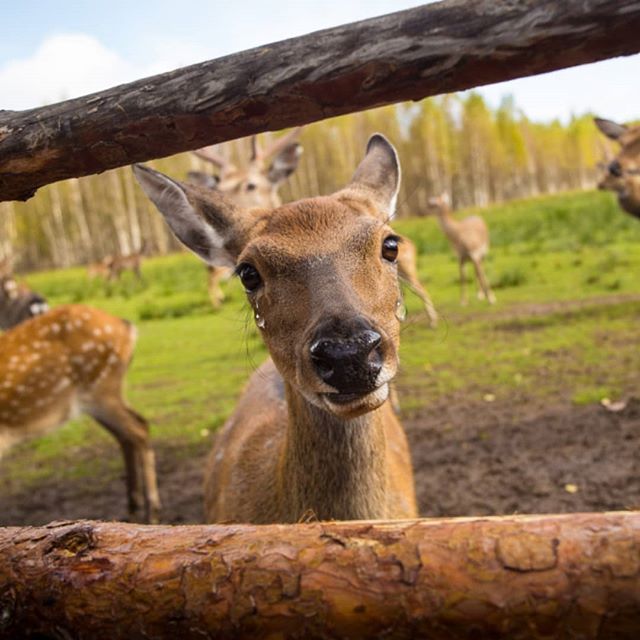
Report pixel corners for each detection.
[0,276,49,330]
[217,162,281,209]
[236,196,402,417]
[135,135,403,418]
[595,118,640,216]
[190,134,303,210]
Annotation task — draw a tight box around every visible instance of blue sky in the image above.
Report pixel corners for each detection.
[2,0,638,123]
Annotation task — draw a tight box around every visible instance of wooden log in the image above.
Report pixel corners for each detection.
[1,512,639,638]
[2,0,640,202]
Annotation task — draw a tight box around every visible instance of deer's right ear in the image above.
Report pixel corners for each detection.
[594,117,628,142]
[133,164,245,268]
[345,134,401,218]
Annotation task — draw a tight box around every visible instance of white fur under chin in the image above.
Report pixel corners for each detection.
[321,383,390,418]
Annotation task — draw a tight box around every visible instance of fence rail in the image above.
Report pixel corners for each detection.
[1,512,639,638]
[1,0,640,201]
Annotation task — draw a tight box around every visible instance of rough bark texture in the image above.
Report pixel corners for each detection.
[1,512,639,638]
[2,0,640,202]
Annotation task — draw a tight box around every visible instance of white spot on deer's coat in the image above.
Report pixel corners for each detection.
[52,378,71,394]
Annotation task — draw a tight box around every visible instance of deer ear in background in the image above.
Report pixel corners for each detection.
[594,117,628,142]
[267,143,303,185]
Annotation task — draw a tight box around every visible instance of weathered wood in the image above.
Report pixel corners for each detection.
[2,0,640,202]
[1,512,639,638]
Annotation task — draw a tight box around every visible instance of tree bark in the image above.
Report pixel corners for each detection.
[1,512,639,639]
[1,0,640,202]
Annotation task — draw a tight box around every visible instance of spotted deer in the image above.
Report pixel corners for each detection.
[0,303,160,522]
[594,117,640,220]
[427,193,495,305]
[134,134,418,524]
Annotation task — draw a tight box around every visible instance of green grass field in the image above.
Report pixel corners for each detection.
[4,189,640,487]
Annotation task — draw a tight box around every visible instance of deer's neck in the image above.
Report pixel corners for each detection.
[436,207,460,239]
[279,384,388,522]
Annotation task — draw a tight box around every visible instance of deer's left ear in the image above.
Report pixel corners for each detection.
[345,134,401,218]
[594,117,628,142]
[133,164,249,268]
[267,143,303,185]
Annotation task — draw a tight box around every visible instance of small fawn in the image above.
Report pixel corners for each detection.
[0,298,160,522]
[135,134,418,524]
[427,193,495,305]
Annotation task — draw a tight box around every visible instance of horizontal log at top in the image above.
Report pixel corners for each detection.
[1,0,640,202]
[1,512,639,638]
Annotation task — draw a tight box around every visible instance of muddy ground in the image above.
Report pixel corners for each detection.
[0,395,637,526]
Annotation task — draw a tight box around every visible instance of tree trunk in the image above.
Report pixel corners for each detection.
[1,0,640,202]
[1,512,639,639]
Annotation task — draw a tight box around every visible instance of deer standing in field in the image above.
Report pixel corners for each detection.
[134,134,418,524]
[594,117,640,220]
[427,193,495,305]
[106,242,146,282]
[0,275,49,330]
[87,256,114,280]
[0,294,160,522]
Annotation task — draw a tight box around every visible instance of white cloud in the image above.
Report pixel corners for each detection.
[1,29,638,123]
[0,33,211,111]
[0,34,138,110]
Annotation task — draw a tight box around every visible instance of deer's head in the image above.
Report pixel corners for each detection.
[595,117,640,218]
[135,135,404,419]
[0,276,49,330]
[189,128,303,209]
[425,192,451,215]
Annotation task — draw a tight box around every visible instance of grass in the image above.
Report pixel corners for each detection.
[3,189,639,488]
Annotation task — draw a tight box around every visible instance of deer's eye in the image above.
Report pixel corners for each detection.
[381,236,400,263]
[246,182,257,191]
[237,263,262,292]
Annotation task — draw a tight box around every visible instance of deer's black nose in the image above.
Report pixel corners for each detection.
[310,319,383,394]
[609,160,623,177]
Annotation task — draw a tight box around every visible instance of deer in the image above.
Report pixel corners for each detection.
[426,193,495,305]
[594,117,640,220]
[106,242,146,282]
[189,131,438,325]
[0,296,161,523]
[0,274,49,330]
[134,134,418,524]
[87,256,114,280]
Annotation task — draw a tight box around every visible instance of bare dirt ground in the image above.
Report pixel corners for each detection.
[0,395,637,526]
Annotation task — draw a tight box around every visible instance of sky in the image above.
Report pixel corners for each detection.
[1,0,638,124]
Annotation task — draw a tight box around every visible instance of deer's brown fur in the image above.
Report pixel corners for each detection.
[595,117,640,220]
[135,135,418,524]
[0,304,160,522]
